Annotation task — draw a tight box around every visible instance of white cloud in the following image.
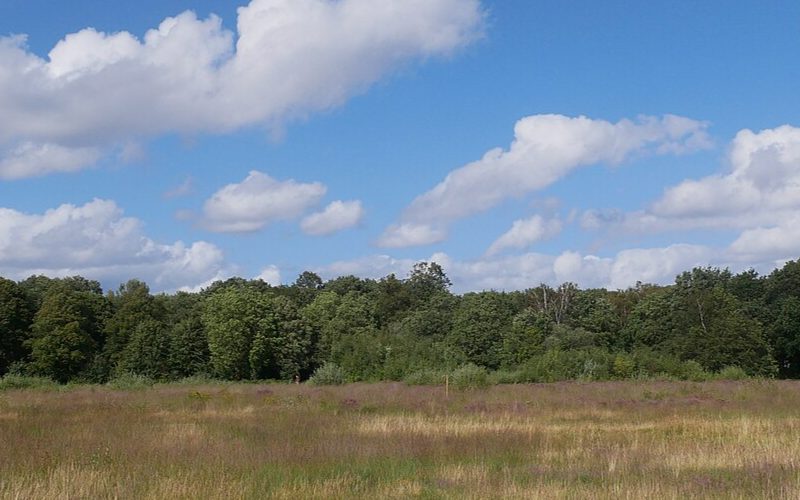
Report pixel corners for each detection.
[486,215,561,256]
[255,265,281,285]
[584,125,800,264]
[202,170,326,233]
[653,125,800,219]
[316,254,416,280]
[376,222,447,248]
[0,199,229,291]
[163,176,194,199]
[605,244,713,290]
[382,114,710,247]
[301,200,364,236]
[728,215,800,263]
[313,242,720,293]
[0,0,484,178]
[0,142,102,179]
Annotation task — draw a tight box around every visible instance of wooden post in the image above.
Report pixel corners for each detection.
[445,374,449,399]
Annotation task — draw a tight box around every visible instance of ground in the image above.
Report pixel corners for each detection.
[2,380,800,498]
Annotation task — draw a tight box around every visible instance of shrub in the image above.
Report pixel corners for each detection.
[307,363,346,386]
[0,374,59,391]
[450,363,489,390]
[612,353,635,379]
[630,348,686,379]
[521,349,613,383]
[106,372,155,390]
[488,369,525,385]
[715,365,749,381]
[681,360,711,382]
[404,369,447,386]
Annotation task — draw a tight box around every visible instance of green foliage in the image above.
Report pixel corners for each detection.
[381,333,447,381]
[0,278,33,375]
[8,257,800,385]
[448,292,513,369]
[612,353,635,379]
[307,362,346,385]
[450,363,489,390]
[106,372,155,390]
[487,369,526,384]
[499,308,548,367]
[403,368,447,386]
[28,285,108,383]
[519,349,613,383]
[331,329,384,381]
[715,366,750,381]
[0,374,58,391]
[681,360,711,382]
[203,286,273,380]
[116,319,171,379]
[100,279,164,379]
[168,316,210,378]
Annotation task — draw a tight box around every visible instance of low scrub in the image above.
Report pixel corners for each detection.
[0,375,59,391]
[307,363,346,386]
[106,373,155,390]
[450,363,489,390]
[404,368,447,386]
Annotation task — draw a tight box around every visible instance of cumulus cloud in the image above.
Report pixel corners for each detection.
[313,241,722,293]
[728,215,800,263]
[382,114,710,247]
[376,222,447,248]
[0,0,484,178]
[301,200,364,236]
[0,142,102,180]
[584,124,800,263]
[651,125,800,222]
[202,170,326,232]
[486,215,561,256]
[316,254,416,280]
[255,265,281,285]
[0,199,229,291]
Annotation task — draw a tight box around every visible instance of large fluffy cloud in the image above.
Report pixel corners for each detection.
[0,199,229,291]
[0,0,484,179]
[584,124,800,263]
[202,170,326,232]
[379,114,711,247]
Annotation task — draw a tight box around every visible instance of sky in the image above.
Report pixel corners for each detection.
[0,0,798,293]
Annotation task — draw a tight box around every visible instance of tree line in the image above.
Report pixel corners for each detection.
[2,259,800,385]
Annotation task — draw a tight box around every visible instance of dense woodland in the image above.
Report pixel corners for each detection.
[2,259,800,385]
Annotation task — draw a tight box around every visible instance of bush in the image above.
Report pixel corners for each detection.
[612,353,635,379]
[681,360,711,382]
[307,363,346,386]
[715,365,749,381]
[0,375,59,391]
[630,348,686,379]
[450,363,489,390]
[106,372,155,390]
[173,373,219,385]
[488,369,525,385]
[404,368,447,386]
[521,349,613,383]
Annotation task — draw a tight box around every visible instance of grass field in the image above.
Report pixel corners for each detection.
[2,380,800,499]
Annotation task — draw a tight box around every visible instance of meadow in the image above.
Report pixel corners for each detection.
[2,380,800,499]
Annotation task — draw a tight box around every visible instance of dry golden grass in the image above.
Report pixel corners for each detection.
[2,380,800,498]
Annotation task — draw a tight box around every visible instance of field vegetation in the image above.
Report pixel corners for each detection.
[3,260,800,387]
[2,380,800,498]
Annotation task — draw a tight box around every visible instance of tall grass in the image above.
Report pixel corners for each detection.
[2,380,799,498]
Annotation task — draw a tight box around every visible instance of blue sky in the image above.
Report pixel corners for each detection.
[0,0,798,292]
